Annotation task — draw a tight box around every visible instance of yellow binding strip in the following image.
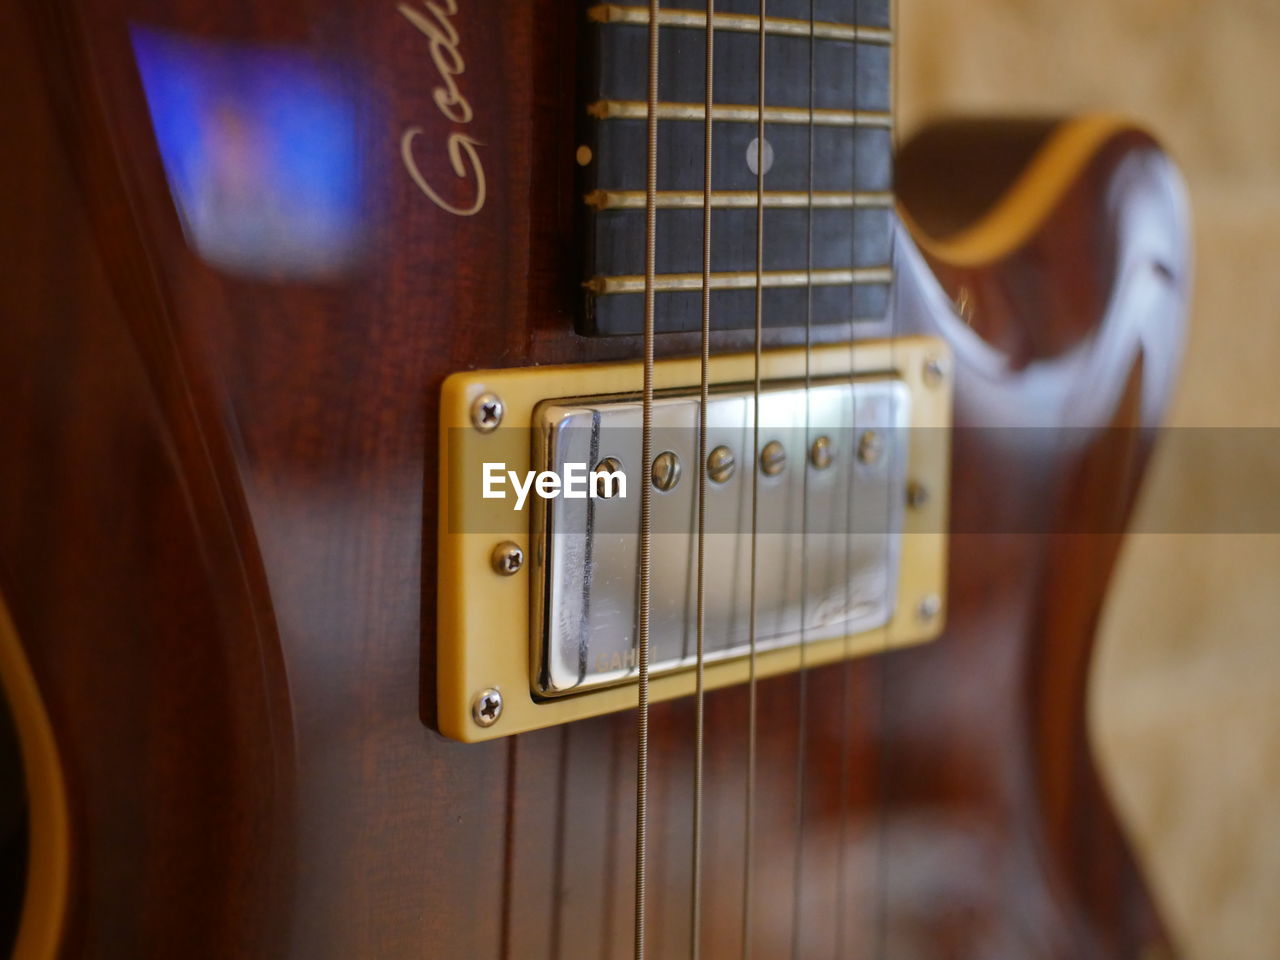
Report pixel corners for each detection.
[0,595,68,959]
[902,114,1139,268]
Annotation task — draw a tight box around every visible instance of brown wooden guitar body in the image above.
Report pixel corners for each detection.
[0,1,1189,957]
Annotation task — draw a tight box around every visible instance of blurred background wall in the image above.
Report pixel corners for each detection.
[897,2,1280,957]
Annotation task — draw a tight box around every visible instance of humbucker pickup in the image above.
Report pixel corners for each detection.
[532,376,909,696]
[436,338,951,741]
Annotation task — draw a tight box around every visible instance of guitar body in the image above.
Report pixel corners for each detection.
[0,1,1188,957]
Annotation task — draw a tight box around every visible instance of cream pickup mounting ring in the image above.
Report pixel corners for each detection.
[436,338,952,742]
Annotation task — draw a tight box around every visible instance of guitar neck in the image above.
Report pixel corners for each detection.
[581,1,895,336]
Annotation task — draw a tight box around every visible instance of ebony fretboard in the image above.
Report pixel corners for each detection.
[578,1,894,337]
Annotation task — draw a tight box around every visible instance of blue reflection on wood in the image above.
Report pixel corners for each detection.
[131,26,364,279]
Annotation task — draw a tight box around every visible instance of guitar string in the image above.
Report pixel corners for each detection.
[741,0,766,954]
[635,0,660,956]
[876,3,900,956]
[690,0,714,957]
[835,1,864,954]
[788,2,818,957]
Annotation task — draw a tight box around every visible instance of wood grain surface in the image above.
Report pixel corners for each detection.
[0,0,1190,956]
[898,4,1280,956]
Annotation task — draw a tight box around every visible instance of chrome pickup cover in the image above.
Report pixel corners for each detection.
[532,377,910,697]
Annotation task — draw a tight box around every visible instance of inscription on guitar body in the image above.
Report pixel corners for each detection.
[398,0,486,216]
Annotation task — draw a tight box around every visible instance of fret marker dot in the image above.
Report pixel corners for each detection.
[576,145,593,166]
[746,137,774,177]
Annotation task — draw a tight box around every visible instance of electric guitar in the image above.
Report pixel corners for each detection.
[0,0,1189,957]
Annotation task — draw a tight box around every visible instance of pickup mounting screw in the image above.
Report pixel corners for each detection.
[922,356,947,389]
[491,541,524,576]
[471,392,504,433]
[810,436,834,470]
[593,457,625,498]
[472,688,503,727]
[857,430,884,465]
[917,594,942,622]
[707,445,736,484]
[651,451,682,491]
[906,480,929,510]
[760,440,787,476]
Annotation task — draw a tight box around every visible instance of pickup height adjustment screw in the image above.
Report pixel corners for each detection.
[472,688,504,727]
[857,430,884,465]
[491,541,524,576]
[707,445,736,484]
[810,436,834,470]
[593,457,625,498]
[760,441,787,476]
[651,451,682,491]
[471,392,504,433]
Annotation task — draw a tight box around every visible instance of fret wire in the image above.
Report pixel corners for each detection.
[588,100,892,126]
[588,3,893,45]
[585,189,893,210]
[586,267,893,295]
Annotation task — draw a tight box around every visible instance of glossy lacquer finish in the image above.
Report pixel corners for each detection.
[0,0,1189,957]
